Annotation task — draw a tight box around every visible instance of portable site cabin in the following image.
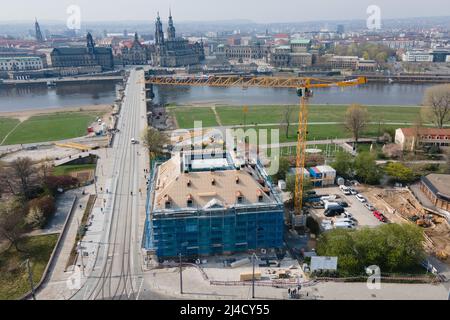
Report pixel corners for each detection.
[308,165,336,187]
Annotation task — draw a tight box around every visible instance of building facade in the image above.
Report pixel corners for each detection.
[215,43,270,62]
[50,33,114,71]
[0,56,44,71]
[420,174,450,212]
[152,12,204,67]
[395,128,450,151]
[121,33,148,65]
[143,150,284,259]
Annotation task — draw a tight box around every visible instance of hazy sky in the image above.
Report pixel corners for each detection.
[1,0,450,23]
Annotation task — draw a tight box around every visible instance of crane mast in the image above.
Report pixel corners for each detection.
[146,75,366,218]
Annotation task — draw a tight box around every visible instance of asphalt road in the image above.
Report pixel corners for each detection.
[71,69,163,300]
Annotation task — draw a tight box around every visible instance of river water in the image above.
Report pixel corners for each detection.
[0,82,436,113]
[0,82,118,112]
[154,83,434,106]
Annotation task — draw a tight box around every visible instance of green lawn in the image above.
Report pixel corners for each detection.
[0,233,58,300]
[168,106,218,129]
[3,112,101,145]
[227,123,403,144]
[0,117,20,143]
[53,164,96,176]
[170,104,423,129]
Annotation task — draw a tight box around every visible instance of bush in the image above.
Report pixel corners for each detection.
[44,175,79,195]
[316,224,424,276]
[26,195,56,228]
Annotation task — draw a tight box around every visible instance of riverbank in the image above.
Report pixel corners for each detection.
[0,105,111,145]
[0,104,112,122]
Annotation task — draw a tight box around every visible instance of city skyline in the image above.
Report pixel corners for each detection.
[1,0,450,23]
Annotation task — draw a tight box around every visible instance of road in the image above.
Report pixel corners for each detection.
[71,69,153,300]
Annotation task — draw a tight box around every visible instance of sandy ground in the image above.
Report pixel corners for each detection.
[0,104,113,122]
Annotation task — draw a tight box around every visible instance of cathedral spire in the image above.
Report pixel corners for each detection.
[167,8,176,40]
[35,18,44,43]
[155,12,164,45]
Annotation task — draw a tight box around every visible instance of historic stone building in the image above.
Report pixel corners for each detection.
[121,33,149,65]
[50,33,114,71]
[152,12,204,67]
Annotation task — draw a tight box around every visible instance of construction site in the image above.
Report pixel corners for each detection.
[365,186,450,262]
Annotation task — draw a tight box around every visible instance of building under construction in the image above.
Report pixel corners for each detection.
[143,149,284,259]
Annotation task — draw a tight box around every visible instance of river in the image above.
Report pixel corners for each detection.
[0,82,118,112]
[0,82,436,113]
[154,83,434,106]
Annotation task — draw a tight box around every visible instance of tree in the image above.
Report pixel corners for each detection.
[44,175,79,195]
[316,224,424,276]
[285,174,312,199]
[422,84,450,128]
[142,127,170,159]
[332,151,354,178]
[344,104,368,145]
[10,157,36,199]
[0,199,27,252]
[384,162,416,184]
[272,157,290,182]
[281,106,294,139]
[26,195,56,228]
[354,152,381,185]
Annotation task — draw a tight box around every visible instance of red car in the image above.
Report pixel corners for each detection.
[373,210,387,223]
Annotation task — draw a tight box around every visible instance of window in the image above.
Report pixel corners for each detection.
[237,196,243,204]
[187,199,193,207]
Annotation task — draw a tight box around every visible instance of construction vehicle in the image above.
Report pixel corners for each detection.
[146,75,366,221]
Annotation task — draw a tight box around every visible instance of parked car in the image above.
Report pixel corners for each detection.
[335,218,357,226]
[364,203,375,211]
[334,222,356,229]
[338,201,349,208]
[349,188,358,195]
[373,210,388,223]
[356,194,366,203]
[325,206,344,217]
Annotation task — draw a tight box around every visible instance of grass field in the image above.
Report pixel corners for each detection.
[3,112,102,145]
[229,123,401,144]
[53,164,96,176]
[170,104,422,129]
[0,117,20,143]
[168,106,218,129]
[0,234,58,300]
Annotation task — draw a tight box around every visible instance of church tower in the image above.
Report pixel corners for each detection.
[35,18,44,43]
[167,9,176,40]
[155,12,165,45]
[86,32,95,54]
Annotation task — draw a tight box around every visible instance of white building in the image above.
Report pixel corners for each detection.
[0,56,44,71]
[402,50,433,62]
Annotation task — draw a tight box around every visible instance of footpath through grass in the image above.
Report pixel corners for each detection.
[0,117,20,143]
[170,104,422,129]
[0,234,58,300]
[3,112,102,145]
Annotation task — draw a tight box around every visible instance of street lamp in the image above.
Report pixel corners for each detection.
[251,252,258,299]
[179,242,188,295]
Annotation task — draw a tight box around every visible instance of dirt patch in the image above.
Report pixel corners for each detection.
[70,169,94,184]
[366,186,450,264]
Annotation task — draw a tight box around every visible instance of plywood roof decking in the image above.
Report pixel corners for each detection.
[154,157,276,210]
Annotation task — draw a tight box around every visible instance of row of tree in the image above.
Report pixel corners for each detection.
[316,224,425,276]
[332,151,381,185]
[0,157,78,251]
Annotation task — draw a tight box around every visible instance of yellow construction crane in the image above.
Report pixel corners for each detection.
[147,75,366,217]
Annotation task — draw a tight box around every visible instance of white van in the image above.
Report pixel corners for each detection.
[334,222,356,229]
